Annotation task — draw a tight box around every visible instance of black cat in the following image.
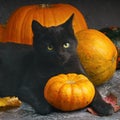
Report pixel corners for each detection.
[0,15,113,116]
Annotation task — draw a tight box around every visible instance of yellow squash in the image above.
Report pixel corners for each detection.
[76,29,117,85]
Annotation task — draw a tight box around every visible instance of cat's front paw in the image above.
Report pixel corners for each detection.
[89,90,114,116]
[92,102,114,116]
[34,104,55,115]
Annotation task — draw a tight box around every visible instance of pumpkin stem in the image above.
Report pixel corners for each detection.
[39,4,51,8]
[67,80,75,84]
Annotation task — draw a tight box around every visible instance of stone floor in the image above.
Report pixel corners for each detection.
[0,70,120,120]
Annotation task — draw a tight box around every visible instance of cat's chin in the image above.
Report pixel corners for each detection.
[51,60,67,66]
[57,57,70,66]
[58,61,68,66]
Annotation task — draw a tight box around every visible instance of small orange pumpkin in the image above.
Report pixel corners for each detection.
[44,73,95,111]
[76,29,118,85]
[4,3,87,44]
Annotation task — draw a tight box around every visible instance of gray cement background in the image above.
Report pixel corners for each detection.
[0,0,120,29]
[0,0,120,120]
[0,70,120,120]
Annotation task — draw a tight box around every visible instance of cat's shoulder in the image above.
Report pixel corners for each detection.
[0,42,33,64]
[0,42,32,50]
[0,42,33,54]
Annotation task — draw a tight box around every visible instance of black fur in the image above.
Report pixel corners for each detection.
[0,16,113,115]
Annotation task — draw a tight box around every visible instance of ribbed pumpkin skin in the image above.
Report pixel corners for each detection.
[76,29,117,85]
[4,4,87,44]
[44,73,95,111]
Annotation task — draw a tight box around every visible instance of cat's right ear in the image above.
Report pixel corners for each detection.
[32,20,46,35]
[61,14,74,34]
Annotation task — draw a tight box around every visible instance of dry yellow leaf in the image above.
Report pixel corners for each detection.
[0,96,22,110]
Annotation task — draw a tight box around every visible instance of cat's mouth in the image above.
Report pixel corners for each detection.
[57,56,68,65]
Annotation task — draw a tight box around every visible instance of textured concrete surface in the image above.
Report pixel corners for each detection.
[0,0,120,120]
[0,70,120,120]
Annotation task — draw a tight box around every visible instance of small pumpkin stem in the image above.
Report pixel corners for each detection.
[39,4,51,8]
[67,80,75,84]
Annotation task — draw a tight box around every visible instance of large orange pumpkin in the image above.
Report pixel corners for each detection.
[76,29,117,85]
[4,3,87,44]
[44,73,95,111]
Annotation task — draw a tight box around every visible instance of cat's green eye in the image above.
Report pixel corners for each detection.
[63,43,70,48]
[47,45,53,51]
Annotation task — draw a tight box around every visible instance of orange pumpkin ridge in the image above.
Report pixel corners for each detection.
[0,24,6,42]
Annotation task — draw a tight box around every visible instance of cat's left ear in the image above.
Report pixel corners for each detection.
[62,14,74,34]
[32,20,46,35]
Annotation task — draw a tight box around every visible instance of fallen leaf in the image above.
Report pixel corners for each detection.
[0,96,22,110]
[103,93,120,112]
[87,107,98,115]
